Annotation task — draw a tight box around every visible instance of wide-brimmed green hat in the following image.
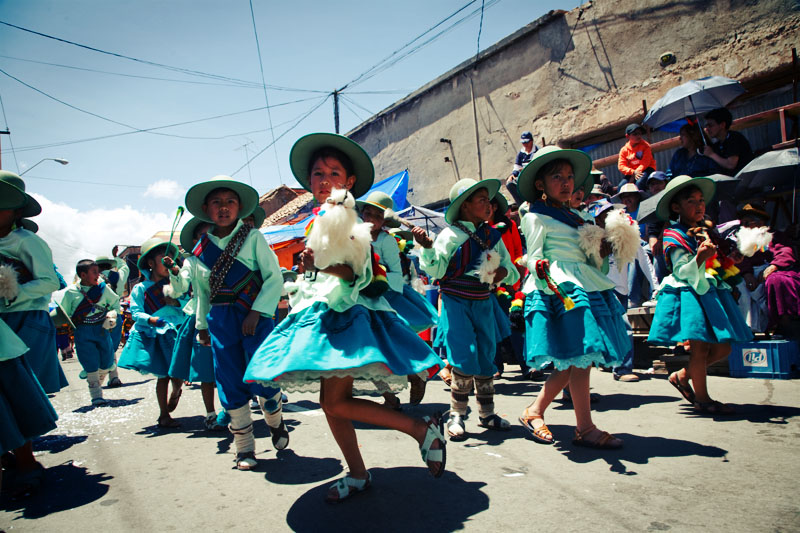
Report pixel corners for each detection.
[492,190,509,215]
[184,175,259,223]
[444,178,501,224]
[0,171,40,216]
[517,146,592,203]
[179,217,211,253]
[289,133,374,198]
[356,191,394,213]
[655,175,716,221]
[18,218,38,233]
[245,205,266,228]
[95,255,113,265]
[388,228,414,242]
[137,238,178,271]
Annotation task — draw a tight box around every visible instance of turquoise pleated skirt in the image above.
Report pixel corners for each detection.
[0,310,68,394]
[0,357,58,455]
[244,301,442,395]
[524,283,629,370]
[118,328,178,378]
[648,284,753,345]
[383,285,438,333]
[169,315,215,383]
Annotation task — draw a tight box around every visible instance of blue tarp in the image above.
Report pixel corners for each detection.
[262,169,411,246]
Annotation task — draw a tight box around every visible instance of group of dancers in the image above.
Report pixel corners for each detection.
[0,132,751,502]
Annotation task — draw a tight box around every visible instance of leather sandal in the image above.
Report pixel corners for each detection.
[167,388,182,413]
[518,410,553,444]
[325,472,372,503]
[572,424,623,449]
[693,400,735,416]
[668,372,695,404]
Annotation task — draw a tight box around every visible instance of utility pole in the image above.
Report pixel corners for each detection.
[333,89,340,134]
[0,130,10,169]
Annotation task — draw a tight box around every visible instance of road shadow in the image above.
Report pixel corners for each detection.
[103,379,151,389]
[285,466,489,533]
[71,397,144,414]
[551,393,680,413]
[551,429,728,475]
[31,435,88,454]
[0,461,110,519]
[676,402,800,424]
[260,449,343,485]
[493,381,543,397]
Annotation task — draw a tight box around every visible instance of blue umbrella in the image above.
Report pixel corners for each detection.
[643,76,745,131]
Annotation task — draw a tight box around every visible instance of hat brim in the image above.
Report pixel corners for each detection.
[493,191,509,215]
[445,179,501,224]
[0,183,27,210]
[655,176,716,221]
[185,178,259,223]
[19,218,38,233]
[356,199,390,212]
[249,206,266,228]
[517,148,592,203]
[20,194,42,218]
[179,217,209,253]
[737,206,770,221]
[289,133,374,198]
[137,241,180,271]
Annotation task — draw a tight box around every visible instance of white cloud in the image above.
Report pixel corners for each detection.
[143,179,185,200]
[30,193,181,281]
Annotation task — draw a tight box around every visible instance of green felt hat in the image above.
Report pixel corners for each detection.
[137,238,178,271]
[95,255,113,265]
[356,191,394,212]
[492,190,509,216]
[388,228,413,242]
[656,175,716,221]
[245,205,266,228]
[18,219,38,233]
[444,178,501,225]
[0,171,40,216]
[289,133,374,198]
[179,217,211,253]
[184,175,259,223]
[517,146,592,203]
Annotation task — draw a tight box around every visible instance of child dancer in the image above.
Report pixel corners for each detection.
[184,176,288,469]
[245,133,446,502]
[96,248,130,388]
[515,147,629,448]
[164,217,226,431]
[648,175,751,415]
[0,171,67,394]
[0,317,58,498]
[59,259,121,406]
[414,178,519,440]
[118,238,186,427]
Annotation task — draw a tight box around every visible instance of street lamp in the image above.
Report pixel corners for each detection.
[20,158,69,176]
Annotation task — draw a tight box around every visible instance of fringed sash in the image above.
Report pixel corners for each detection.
[72,282,108,325]
[439,223,502,300]
[193,234,262,312]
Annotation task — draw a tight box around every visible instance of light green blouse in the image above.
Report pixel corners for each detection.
[0,227,60,313]
[59,282,121,319]
[659,248,728,295]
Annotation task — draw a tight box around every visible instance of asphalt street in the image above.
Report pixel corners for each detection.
[2,355,799,532]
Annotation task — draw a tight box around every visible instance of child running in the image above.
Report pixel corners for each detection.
[59,259,122,406]
[413,178,520,440]
[163,217,226,431]
[245,133,446,502]
[515,147,629,449]
[648,175,752,415]
[183,175,288,470]
[96,248,130,388]
[118,238,186,427]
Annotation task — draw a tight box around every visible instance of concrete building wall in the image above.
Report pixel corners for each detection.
[348,0,800,207]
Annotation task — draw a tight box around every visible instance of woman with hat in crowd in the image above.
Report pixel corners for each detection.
[648,176,751,415]
[245,133,446,502]
[516,146,629,448]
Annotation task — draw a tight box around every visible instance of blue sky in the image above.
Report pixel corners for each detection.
[0,0,569,275]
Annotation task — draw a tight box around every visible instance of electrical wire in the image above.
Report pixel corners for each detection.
[0,89,19,173]
[339,96,367,123]
[249,0,282,184]
[341,94,374,118]
[21,173,147,188]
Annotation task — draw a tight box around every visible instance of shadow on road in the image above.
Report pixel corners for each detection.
[72,397,144,414]
[551,393,680,413]
[0,461,110,519]
[285,466,488,532]
[32,435,88,454]
[259,449,343,485]
[676,402,800,424]
[551,429,728,475]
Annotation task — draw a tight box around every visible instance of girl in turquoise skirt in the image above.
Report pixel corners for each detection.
[516,147,629,449]
[244,133,445,503]
[647,175,751,415]
[118,238,187,428]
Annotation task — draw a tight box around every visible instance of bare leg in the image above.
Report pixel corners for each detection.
[200,382,216,414]
[524,368,572,417]
[569,367,594,432]
[687,340,712,403]
[155,377,178,425]
[13,442,38,472]
[168,377,183,410]
[707,343,731,366]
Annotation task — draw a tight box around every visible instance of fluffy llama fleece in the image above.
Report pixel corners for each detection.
[0,263,20,301]
[306,188,372,274]
[102,310,118,330]
[577,224,606,267]
[604,209,641,269]
[476,249,501,286]
[736,226,773,257]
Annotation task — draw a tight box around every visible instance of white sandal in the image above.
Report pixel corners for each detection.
[325,472,372,503]
[420,413,447,477]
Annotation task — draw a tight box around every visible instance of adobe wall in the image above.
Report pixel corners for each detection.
[348,0,800,207]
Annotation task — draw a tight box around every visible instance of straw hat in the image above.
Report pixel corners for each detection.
[444,178,501,224]
[289,133,374,198]
[185,175,259,223]
[655,175,716,221]
[517,146,592,202]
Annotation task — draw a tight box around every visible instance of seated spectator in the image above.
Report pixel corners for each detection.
[587,183,610,204]
[618,123,656,186]
[506,130,540,204]
[590,169,618,197]
[702,107,753,176]
[734,203,771,332]
[668,124,721,178]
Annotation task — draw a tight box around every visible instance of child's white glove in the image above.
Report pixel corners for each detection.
[102,310,118,330]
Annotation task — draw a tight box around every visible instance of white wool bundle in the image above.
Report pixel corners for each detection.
[102,310,118,330]
[477,249,501,286]
[283,279,300,297]
[604,208,641,270]
[577,224,605,267]
[162,283,177,299]
[306,188,373,273]
[736,226,773,257]
[0,263,20,301]
[411,276,426,295]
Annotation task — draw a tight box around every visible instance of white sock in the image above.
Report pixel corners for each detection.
[87,371,103,400]
[227,404,255,454]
